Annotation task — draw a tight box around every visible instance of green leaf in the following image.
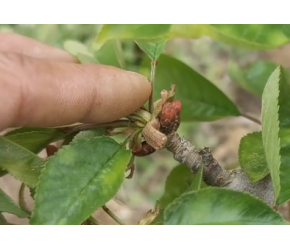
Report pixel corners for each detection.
[206,24,290,50]
[164,188,286,225]
[189,166,203,191]
[0,188,29,218]
[94,25,290,51]
[72,128,106,141]
[76,53,98,64]
[135,40,167,61]
[4,127,46,136]
[138,204,162,225]
[0,136,45,188]
[140,54,240,121]
[94,40,121,68]
[0,213,9,225]
[229,61,290,99]
[261,67,281,203]
[93,24,171,50]
[150,209,164,225]
[228,61,278,98]
[261,66,290,205]
[4,128,66,154]
[262,66,290,205]
[159,164,194,209]
[30,136,131,225]
[0,169,7,177]
[29,188,36,200]
[238,131,269,183]
[278,74,290,205]
[65,39,122,67]
[63,40,97,63]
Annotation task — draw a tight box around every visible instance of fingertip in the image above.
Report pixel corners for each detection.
[125,70,152,105]
[0,54,152,129]
[80,65,152,124]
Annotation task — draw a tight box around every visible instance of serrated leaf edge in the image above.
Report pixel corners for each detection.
[0,188,29,218]
[262,66,282,203]
[30,135,128,224]
[0,136,46,188]
[164,187,286,225]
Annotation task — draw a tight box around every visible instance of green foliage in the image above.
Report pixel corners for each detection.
[95,24,290,51]
[239,132,269,183]
[229,61,290,99]
[94,40,122,68]
[261,67,281,203]
[159,164,195,209]
[150,209,164,225]
[63,39,123,68]
[151,165,204,225]
[188,167,204,191]
[0,213,9,225]
[63,40,97,63]
[135,40,167,61]
[229,61,276,98]
[140,54,240,121]
[164,188,286,225]
[0,136,45,188]
[93,25,171,50]
[4,128,66,154]
[0,168,7,177]
[207,24,290,49]
[2,24,290,225]
[261,66,290,205]
[30,135,131,225]
[0,188,29,218]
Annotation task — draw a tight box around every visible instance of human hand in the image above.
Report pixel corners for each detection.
[0,33,151,131]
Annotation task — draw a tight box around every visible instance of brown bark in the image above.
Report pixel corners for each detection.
[166,131,274,207]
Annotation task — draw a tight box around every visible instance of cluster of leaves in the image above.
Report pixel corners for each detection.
[1,25,290,225]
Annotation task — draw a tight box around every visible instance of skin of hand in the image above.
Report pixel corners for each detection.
[0,33,151,132]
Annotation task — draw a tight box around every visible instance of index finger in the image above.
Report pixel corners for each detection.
[0,52,151,131]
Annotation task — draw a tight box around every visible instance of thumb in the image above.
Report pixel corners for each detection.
[0,52,151,130]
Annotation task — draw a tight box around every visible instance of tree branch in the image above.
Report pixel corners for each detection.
[165,131,274,207]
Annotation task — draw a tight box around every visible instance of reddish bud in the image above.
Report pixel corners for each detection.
[159,100,182,134]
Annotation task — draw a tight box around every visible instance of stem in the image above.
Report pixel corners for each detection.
[0,213,9,225]
[63,120,138,134]
[126,153,136,179]
[240,113,261,125]
[61,131,79,146]
[120,128,141,150]
[224,161,240,170]
[18,183,31,215]
[88,215,102,225]
[114,40,126,69]
[166,132,234,186]
[102,205,126,225]
[165,131,274,206]
[148,60,157,113]
[153,200,160,213]
[0,169,7,178]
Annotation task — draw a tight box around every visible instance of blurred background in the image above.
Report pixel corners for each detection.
[1,24,290,224]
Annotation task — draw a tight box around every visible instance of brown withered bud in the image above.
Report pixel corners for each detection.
[132,141,156,157]
[142,118,167,150]
[46,144,58,157]
[132,100,182,157]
